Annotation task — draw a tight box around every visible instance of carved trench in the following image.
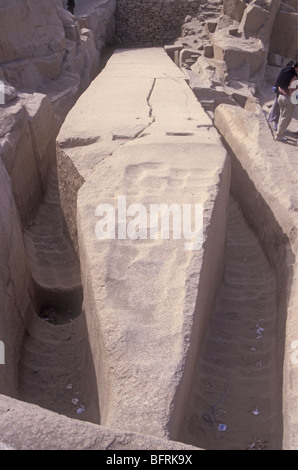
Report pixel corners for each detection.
[18,165,100,424]
[16,53,290,450]
[179,194,284,450]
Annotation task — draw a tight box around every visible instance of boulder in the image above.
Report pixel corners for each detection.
[238,0,282,46]
[238,3,269,35]
[270,9,298,59]
[0,0,65,64]
[0,0,116,92]
[0,79,17,105]
[212,31,266,80]
[188,55,235,112]
[222,0,247,22]
[0,0,66,91]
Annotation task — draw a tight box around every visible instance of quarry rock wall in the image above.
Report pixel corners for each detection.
[115,0,201,47]
[0,0,297,451]
[0,0,116,93]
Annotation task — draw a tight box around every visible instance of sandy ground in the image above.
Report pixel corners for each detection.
[18,313,100,424]
[180,197,280,450]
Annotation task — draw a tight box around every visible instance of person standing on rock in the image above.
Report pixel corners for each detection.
[268,61,294,131]
[274,61,298,142]
[67,0,75,15]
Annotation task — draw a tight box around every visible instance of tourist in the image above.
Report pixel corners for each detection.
[274,61,298,142]
[268,92,280,131]
[67,0,75,15]
[268,61,294,131]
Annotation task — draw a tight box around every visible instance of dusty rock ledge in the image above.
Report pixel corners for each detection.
[0,394,199,450]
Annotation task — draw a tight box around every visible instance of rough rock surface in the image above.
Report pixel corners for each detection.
[0,0,297,452]
[57,47,230,439]
[0,0,116,228]
[0,0,115,93]
[0,394,199,450]
[173,0,297,114]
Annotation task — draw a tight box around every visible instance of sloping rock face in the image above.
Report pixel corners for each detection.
[57,48,230,439]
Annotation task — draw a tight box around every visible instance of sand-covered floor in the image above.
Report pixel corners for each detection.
[180,197,281,450]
